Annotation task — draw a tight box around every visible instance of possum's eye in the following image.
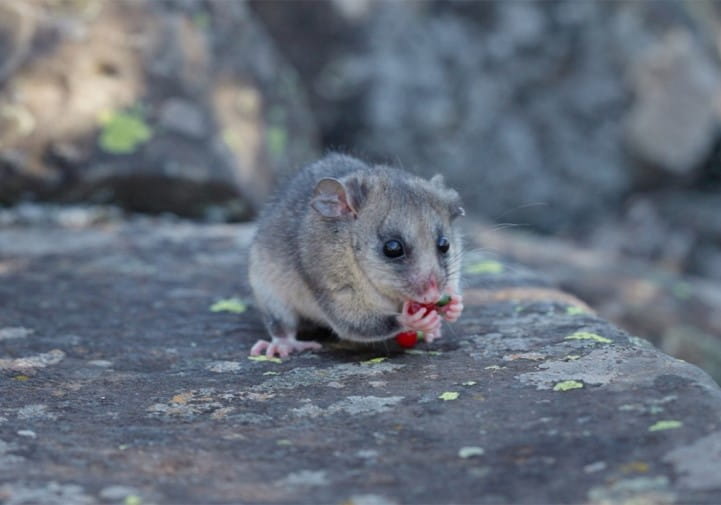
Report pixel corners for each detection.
[437,236,450,254]
[383,239,405,259]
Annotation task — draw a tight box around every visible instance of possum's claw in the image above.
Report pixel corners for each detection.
[399,300,442,335]
[250,335,322,358]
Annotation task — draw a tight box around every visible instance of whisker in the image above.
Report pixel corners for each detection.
[492,201,548,221]
[491,222,533,232]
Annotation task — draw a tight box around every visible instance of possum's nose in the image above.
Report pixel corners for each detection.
[418,275,441,304]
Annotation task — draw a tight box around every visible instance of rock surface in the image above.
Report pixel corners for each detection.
[1,216,721,504]
[253,0,721,233]
[0,0,318,218]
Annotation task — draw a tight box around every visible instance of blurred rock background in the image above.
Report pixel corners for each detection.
[1,0,721,380]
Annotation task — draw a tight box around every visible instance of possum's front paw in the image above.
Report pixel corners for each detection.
[250,335,322,358]
[439,293,464,323]
[399,300,442,335]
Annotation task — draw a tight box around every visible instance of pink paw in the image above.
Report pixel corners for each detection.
[250,336,322,358]
[439,294,463,323]
[399,301,442,335]
[424,327,443,344]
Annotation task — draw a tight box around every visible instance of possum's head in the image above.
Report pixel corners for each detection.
[309,166,464,307]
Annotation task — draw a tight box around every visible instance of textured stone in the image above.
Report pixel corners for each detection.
[626,31,721,175]
[1,216,721,503]
[252,1,721,233]
[0,0,319,217]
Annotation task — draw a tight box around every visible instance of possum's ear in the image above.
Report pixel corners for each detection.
[311,177,367,218]
[430,174,445,188]
[450,203,465,220]
[431,174,465,220]
[448,190,465,220]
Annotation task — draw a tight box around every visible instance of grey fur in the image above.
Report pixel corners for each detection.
[248,153,464,343]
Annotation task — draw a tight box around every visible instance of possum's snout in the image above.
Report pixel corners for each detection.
[414,273,441,304]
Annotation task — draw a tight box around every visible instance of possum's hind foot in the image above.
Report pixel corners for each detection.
[250,335,322,358]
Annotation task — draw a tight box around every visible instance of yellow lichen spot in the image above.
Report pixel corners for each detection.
[210,407,234,420]
[361,357,388,365]
[210,298,247,314]
[566,306,588,316]
[439,391,460,401]
[248,355,283,364]
[465,260,504,275]
[621,461,650,474]
[170,392,193,405]
[263,371,279,376]
[98,109,153,154]
[13,375,30,381]
[564,355,581,361]
[124,495,142,505]
[553,380,584,392]
[462,381,477,386]
[648,420,683,432]
[565,331,612,344]
[221,129,242,151]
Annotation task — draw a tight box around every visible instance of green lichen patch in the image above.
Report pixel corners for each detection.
[361,357,388,365]
[209,297,247,314]
[462,381,477,386]
[553,380,584,392]
[439,391,460,401]
[671,282,692,300]
[267,125,287,157]
[459,446,485,459]
[648,420,683,432]
[405,349,442,356]
[191,12,211,29]
[565,331,612,344]
[566,306,589,316]
[248,355,283,364]
[621,461,650,474]
[98,109,153,154]
[465,260,504,275]
[221,129,242,151]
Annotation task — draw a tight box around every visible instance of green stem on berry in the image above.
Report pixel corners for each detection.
[436,294,452,307]
[417,330,425,341]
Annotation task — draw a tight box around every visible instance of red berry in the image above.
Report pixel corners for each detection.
[407,296,451,316]
[395,330,423,348]
[407,302,427,316]
[407,301,438,316]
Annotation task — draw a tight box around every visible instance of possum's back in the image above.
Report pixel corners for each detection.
[251,154,370,254]
[248,154,373,328]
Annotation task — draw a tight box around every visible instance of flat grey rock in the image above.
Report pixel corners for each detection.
[1,219,720,504]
